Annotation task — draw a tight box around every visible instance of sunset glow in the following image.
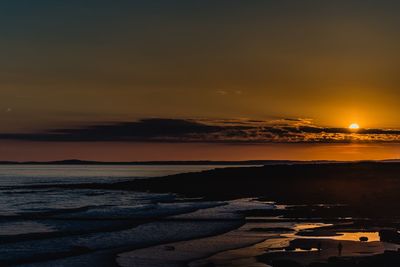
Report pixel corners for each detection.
[1,1,400,161]
[4,3,400,266]
[349,123,360,130]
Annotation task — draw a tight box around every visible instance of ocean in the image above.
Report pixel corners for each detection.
[0,164,270,267]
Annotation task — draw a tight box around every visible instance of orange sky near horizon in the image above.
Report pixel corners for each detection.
[1,141,400,162]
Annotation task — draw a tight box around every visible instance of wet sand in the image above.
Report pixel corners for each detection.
[188,204,400,267]
[124,162,400,266]
[110,202,400,267]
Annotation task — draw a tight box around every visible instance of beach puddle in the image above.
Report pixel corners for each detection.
[272,247,319,253]
[190,220,397,267]
[286,231,380,242]
[189,222,331,267]
[294,223,332,231]
[331,232,380,242]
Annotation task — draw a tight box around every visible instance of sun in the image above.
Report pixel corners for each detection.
[348,123,360,130]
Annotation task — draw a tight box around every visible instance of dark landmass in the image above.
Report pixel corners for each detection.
[0,159,377,165]
[0,159,298,165]
[22,161,400,217]
[1,159,399,166]
[129,161,400,204]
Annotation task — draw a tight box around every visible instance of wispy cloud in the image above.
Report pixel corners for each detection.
[1,118,400,143]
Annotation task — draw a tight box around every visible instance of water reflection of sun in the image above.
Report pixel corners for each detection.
[333,232,380,242]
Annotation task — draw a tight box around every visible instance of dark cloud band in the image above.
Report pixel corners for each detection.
[1,118,400,143]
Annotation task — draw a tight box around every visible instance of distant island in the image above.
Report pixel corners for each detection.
[0,159,342,165]
[1,159,400,166]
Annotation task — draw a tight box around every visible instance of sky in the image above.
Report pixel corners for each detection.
[1,0,400,161]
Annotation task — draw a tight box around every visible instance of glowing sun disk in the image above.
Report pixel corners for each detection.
[349,123,360,129]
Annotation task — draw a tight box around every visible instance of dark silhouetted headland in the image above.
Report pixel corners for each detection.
[0,159,305,165]
[24,161,400,217]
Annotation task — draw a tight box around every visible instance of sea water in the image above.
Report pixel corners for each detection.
[0,164,260,266]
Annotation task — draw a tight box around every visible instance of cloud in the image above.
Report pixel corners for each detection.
[0,119,224,142]
[1,118,400,143]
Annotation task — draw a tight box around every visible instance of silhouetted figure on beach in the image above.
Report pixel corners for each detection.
[338,242,343,256]
[317,242,322,252]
